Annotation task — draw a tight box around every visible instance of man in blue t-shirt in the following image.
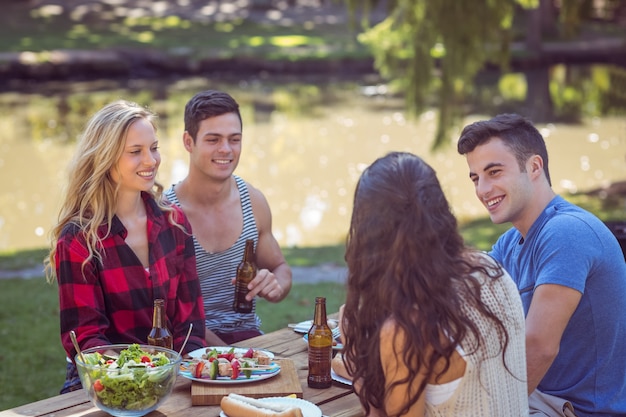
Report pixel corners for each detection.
[457,113,626,417]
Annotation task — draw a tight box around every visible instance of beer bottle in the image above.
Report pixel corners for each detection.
[147,298,173,349]
[307,296,333,388]
[233,239,257,313]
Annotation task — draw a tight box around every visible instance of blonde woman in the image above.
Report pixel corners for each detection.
[45,100,206,394]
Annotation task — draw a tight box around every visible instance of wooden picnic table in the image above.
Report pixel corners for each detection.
[0,324,363,417]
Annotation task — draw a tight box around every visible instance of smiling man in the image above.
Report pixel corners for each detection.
[165,90,292,346]
[457,113,626,417]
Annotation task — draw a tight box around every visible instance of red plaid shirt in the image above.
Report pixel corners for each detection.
[55,192,206,359]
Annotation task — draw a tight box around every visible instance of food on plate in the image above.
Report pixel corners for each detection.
[188,347,272,380]
[220,393,304,417]
[331,353,353,382]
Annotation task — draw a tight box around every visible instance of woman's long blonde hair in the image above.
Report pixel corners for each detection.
[44,100,178,283]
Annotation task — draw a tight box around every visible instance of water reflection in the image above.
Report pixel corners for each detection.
[0,74,625,252]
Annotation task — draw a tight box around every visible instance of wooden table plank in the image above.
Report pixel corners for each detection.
[0,401,100,417]
[190,359,303,405]
[235,328,309,359]
[0,390,91,417]
[319,394,364,417]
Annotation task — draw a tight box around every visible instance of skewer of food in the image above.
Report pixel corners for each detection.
[184,347,275,380]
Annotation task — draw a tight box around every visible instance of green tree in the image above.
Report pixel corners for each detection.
[347,0,517,150]
[345,0,599,150]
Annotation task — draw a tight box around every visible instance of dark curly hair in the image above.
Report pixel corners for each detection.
[343,151,512,416]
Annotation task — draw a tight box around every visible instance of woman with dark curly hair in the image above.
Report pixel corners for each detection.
[339,152,528,416]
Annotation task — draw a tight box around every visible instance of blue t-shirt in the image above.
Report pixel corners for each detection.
[491,196,626,417]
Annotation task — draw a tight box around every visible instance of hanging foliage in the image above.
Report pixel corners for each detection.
[345,0,525,150]
[346,0,601,149]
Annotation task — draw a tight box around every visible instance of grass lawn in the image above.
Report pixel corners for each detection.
[0,278,66,409]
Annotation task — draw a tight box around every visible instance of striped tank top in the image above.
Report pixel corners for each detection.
[164,175,261,332]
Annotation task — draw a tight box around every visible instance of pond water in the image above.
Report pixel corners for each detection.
[1,74,625,252]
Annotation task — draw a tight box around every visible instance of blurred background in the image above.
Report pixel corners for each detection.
[1,0,625,253]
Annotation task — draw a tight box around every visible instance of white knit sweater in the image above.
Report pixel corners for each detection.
[425,254,529,416]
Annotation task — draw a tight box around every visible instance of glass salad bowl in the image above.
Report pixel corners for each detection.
[75,344,181,417]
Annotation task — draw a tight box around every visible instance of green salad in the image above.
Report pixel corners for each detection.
[80,344,176,411]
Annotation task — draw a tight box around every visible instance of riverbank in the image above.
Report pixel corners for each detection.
[2,0,625,83]
[0,0,382,83]
[0,49,377,82]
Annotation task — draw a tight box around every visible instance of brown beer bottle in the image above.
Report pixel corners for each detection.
[147,298,173,349]
[307,296,333,388]
[233,239,257,313]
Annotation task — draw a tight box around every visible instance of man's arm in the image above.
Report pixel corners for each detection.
[205,329,227,346]
[525,283,582,394]
[246,184,292,303]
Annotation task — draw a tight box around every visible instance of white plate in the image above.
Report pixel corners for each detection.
[291,319,338,334]
[220,397,322,417]
[180,347,280,384]
[331,369,352,386]
[302,334,343,351]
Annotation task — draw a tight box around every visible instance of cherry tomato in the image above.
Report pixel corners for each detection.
[93,380,104,392]
[141,355,151,363]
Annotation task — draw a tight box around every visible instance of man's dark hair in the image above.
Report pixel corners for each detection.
[457,113,551,186]
[184,90,242,141]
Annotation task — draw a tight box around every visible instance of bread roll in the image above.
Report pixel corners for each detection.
[220,393,304,417]
[331,353,352,381]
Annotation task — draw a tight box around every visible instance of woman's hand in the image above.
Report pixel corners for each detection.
[338,304,346,345]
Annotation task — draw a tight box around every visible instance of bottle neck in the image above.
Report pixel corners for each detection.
[313,300,327,325]
[243,239,255,263]
[152,300,164,328]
